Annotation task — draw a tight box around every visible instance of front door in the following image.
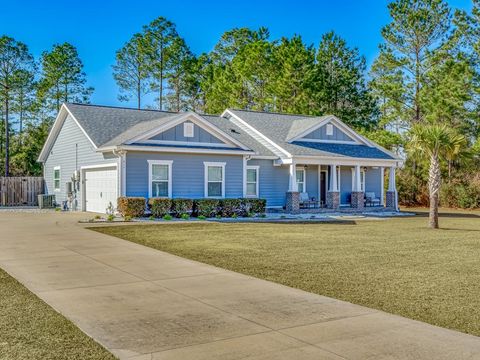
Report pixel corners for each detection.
[320,171,327,206]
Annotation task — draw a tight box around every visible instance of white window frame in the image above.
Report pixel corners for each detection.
[351,168,366,192]
[53,166,61,191]
[183,122,194,138]
[148,160,173,198]
[326,123,334,136]
[245,165,259,198]
[296,167,306,193]
[204,162,226,198]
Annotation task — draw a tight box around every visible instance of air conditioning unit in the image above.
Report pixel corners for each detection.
[38,194,56,209]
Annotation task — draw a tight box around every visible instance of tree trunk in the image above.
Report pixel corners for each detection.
[428,153,441,229]
[4,94,9,177]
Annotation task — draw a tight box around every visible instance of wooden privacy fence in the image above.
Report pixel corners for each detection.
[0,177,45,206]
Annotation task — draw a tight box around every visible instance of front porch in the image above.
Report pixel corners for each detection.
[283,162,398,214]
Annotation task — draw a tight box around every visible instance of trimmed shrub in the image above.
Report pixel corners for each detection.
[220,198,243,217]
[148,198,172,218]
[171,198,193,217]
[117,197,145,217]
[242,198,266,215]
[194,199,220,217]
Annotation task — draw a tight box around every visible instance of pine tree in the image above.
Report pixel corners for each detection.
[38,42,93,113]
[113,33,150,109]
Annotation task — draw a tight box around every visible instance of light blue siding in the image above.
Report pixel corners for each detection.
[246,159,289,208]
[149,122,224,144]
[303,123,354,142]
[365,168,382,198]
[126,152,243,199]
[305,165,319,200]
[339,167,353,204]
[43,115,117,206]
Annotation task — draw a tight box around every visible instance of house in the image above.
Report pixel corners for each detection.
[38,103,403,213]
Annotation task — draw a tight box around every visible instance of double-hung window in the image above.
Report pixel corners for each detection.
[296,167,306,193]
[204,162,225,198]
[53,166,61,191]
[148,160,173,198]
[246,166,259,198]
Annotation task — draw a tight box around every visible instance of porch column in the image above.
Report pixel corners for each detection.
[351,165,364,210]
[286,162,300,213]
[386,166,398,210]
[380,167,385,206]
[327,164,340,209]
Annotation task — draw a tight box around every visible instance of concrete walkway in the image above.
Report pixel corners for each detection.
[1,212,480,359]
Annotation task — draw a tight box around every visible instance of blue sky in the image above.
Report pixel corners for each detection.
[0,0,472,108]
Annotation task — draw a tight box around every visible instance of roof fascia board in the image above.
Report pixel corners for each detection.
[222,109,292,158]
[99,145,255,156]
[37,104,97,162]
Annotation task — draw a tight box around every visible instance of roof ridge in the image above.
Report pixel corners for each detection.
[229,108,317,118]
[66,102,180,114]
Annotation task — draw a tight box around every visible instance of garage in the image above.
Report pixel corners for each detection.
[83,166,118,213]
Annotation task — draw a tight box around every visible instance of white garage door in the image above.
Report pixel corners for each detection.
[84,167,118,213]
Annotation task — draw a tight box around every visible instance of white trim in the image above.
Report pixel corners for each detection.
[127,112,251,151]
[296,166,306,193]
[222,110,292,158]
[204,162,226,198]
[53,166,61,191]
[292,155,401,168]
[139,139,236,148]
[98,145,254,156]
[38,104,97,162]
[148,160,173,198]
[245,165,260,198]
[80,162,118,170]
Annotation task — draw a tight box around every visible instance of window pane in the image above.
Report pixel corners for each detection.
[152,165,168,181]
[54,180,60,189]
[247,169,256,182]
[246,183,257,196]
[152,181,168,197]
[208,182,222,197]
[296,171,304,183]
[54,169,60,179]
[208,166,222,182]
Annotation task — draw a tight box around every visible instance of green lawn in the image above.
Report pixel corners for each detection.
[0,268,116,360]
[92,208,480,337]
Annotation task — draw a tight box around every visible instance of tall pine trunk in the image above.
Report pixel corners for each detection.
[4,94,9,177]
[428,153,441,229]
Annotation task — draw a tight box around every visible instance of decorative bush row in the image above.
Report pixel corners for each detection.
[117,197,266,218]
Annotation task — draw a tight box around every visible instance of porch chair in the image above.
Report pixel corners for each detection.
[299,192,317,209]
[365,192,381,207]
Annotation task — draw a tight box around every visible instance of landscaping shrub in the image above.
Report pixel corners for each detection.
[171,198,193,217]
[220,198,243,217]
[117,197,145,217]
[440,178,480,209]
[242,198,266,215]
[148,197,172,218]
[194,199,220,217]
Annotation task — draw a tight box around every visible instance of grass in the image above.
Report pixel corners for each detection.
[0,268,116,360]
[91,208,480,338]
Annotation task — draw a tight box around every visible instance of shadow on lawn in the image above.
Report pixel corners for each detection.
[409,211,480,219]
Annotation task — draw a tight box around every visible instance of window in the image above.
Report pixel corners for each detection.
[204,162,225,198]
[351,168,366,192]
[148,160,173,198]
[246,166,259,198]
[326,123,334,136]
[183,122,194,138]
[296,167,306,193]
[53,166,61,191]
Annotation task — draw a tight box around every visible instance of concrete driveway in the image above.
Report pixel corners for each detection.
[1,212,480,359]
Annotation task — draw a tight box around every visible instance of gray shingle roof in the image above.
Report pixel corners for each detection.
[66,103,178,147]
[228,109,396,160]
[64,104,397,160]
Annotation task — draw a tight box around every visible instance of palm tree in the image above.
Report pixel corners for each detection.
[408,124,466,229]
